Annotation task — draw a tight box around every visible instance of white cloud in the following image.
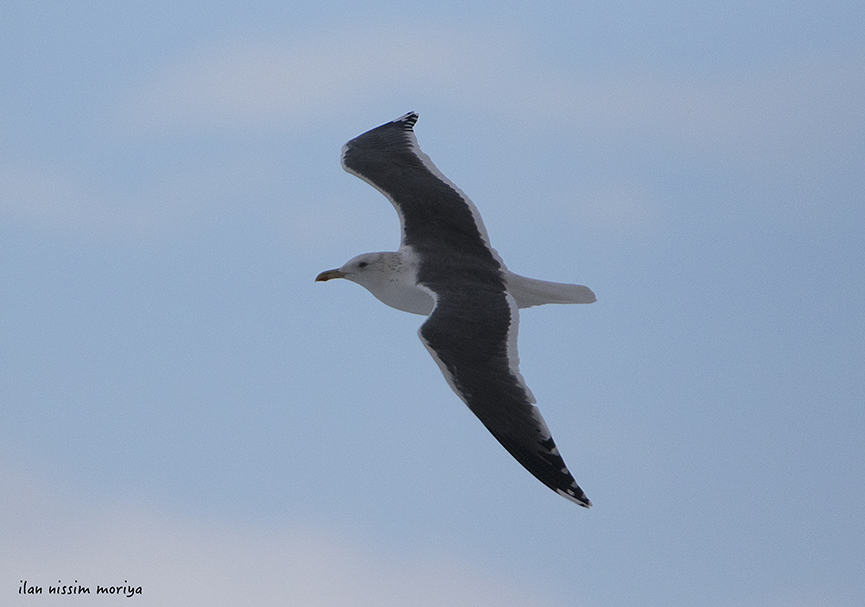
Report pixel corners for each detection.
[551,58,865,160]
[121,26,864,160]
[1,460,569,607]
[0,160,204,243]
[7,25,861,241]
[120,26,512,134]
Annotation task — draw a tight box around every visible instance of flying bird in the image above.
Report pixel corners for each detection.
[316,112,596,507]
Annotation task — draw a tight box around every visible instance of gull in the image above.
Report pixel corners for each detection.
[316,112,596,507]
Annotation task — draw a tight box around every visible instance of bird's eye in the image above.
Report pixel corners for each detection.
[358,261,368,268]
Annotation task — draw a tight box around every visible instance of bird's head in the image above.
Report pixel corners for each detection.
[315,253,391,288]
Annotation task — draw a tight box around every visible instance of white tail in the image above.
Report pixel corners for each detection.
[505,271,597,309]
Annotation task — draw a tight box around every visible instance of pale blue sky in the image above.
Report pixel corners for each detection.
[2,2,864,606]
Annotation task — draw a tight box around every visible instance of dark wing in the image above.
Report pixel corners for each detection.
[341,112,497,259]
[418,286,592,508]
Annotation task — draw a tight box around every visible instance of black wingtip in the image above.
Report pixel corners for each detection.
[395,111,418,129]
[558,488,592,508]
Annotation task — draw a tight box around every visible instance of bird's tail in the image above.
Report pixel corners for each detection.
[505,272,596,309]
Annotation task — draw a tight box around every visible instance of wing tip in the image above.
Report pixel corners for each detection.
[340,111,419,173]
[395,111,419,128]
[557,487,592,508]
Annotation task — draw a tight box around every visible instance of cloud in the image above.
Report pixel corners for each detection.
[0,160,206,243]
[121,26,864,160]
[1,460,568,607]
[120,26,510,134]
[549,58,865,160]
[8,24,861,241]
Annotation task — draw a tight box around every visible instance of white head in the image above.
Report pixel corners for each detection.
[315,251,434,315]
[315,252,396,290]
